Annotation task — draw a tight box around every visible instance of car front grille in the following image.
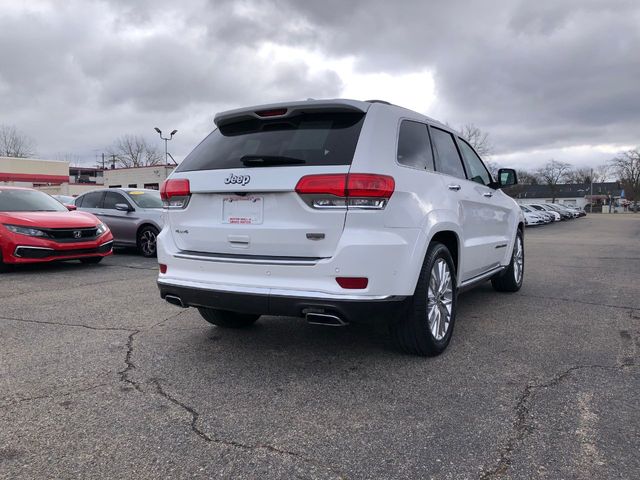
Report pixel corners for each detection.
[43,227,99,243]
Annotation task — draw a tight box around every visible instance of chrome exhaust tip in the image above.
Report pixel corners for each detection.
[305,312,349,327]
[164,294,186,308]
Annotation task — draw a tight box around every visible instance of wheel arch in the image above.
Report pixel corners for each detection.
[407,221,463,294]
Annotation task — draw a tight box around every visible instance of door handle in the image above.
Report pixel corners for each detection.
[448,184,461,191]
[483,192,493,198]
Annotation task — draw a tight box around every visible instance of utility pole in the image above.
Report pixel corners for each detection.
[590,168,594,212]
[101,153,105,169]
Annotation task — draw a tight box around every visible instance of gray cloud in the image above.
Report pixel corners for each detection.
[0,0,638,166]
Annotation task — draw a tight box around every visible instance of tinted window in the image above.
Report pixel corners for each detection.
[0,189,67,212]
[430,127,466,178]
[127,190,163,209]
[80,191,104,208]
[103,191,130,210]
[177,112,365,172]
[397,120,434,170]
[458,139,492,186]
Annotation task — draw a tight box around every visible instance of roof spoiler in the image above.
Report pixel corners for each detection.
[214,99,371,128]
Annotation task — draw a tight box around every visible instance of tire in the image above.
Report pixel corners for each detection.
[491,229,524,292]
[137,225,159,258]
[390,242,457,356]
[80,257,103,264]
[198,308,260,328]
[0,251,10,273]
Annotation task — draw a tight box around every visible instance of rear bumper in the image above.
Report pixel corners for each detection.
[158,281,407,323]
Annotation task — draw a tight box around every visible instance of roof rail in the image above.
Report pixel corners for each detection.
[365,99,392,105]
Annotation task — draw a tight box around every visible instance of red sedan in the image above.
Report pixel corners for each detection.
[0,186,113,271]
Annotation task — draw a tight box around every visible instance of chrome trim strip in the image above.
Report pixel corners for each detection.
[173,252,323,266]
[157,279,405,301]
[459,266,506,288]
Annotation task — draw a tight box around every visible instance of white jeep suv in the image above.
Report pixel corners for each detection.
[157,99,524,356]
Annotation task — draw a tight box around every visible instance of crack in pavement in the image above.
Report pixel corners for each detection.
[149,379,346,479]
[118,330,143,392]
[0,315,138,332]
[516,293,640,312]
[479,363,638,479]
[0,382,111,410]
[116,309,190,392]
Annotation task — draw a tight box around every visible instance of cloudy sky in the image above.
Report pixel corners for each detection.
[1,0,639,169]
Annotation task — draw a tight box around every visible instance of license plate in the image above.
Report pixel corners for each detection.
[222,196,263,225]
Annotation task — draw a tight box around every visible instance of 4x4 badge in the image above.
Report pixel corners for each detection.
[224,173,251,186]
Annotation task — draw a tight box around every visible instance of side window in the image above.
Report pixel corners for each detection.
[397,120,434,170]
[430,127,466,179]
[74,195,84,207]
[458,139,492,186]
[80,191,104,208]
[103,191,130,210]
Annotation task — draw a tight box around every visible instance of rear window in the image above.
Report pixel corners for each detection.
[176,112,366,172]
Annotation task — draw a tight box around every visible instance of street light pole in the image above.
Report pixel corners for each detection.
[154,127,178,165]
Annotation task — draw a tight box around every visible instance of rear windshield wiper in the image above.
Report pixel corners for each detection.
[240,155,306,166]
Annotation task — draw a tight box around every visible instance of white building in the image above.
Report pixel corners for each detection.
[103,165,175,190]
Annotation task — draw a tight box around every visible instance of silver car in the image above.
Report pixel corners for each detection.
[74,188,163,257]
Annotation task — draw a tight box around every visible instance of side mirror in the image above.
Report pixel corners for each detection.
[115,203,132,212]
[497,168,518,188]
[65,204,77,211]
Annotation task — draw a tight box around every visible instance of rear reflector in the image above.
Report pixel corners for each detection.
[160,178,191,208]
[159,264,167,274]
[336,277,369,289]
[255,108,288,117]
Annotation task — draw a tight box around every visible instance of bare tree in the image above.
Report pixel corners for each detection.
[484,160,500,179]
[0,124,36,158]
[611,148,640,206]
[536,159,572,203]
[459,123,492,157]
[566,165,612,184]
[107,135,163,168]
[566,167,593,184]
[515,169,539,185]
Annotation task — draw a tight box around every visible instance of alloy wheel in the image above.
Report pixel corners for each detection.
[513,236,523,283]
[140,230,157,256]
[427,258,453,341]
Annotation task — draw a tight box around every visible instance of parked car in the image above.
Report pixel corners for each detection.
[157,99,525,356]
[549,203,580,218]
[528,203,564,221]
[74,188,163,257]
[52,194,76,207]
[567,206,587,217]
[0,186,113,271]
[521,207,544,226]
[520,204,552,224]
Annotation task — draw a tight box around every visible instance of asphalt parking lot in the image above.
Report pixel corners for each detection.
[1,215,638,479]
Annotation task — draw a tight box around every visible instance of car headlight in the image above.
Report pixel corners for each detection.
[4,224,49,237]
[96,223,109,235]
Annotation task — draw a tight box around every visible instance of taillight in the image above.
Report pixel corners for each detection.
[160,178,191,209]
[295,173,394,210]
